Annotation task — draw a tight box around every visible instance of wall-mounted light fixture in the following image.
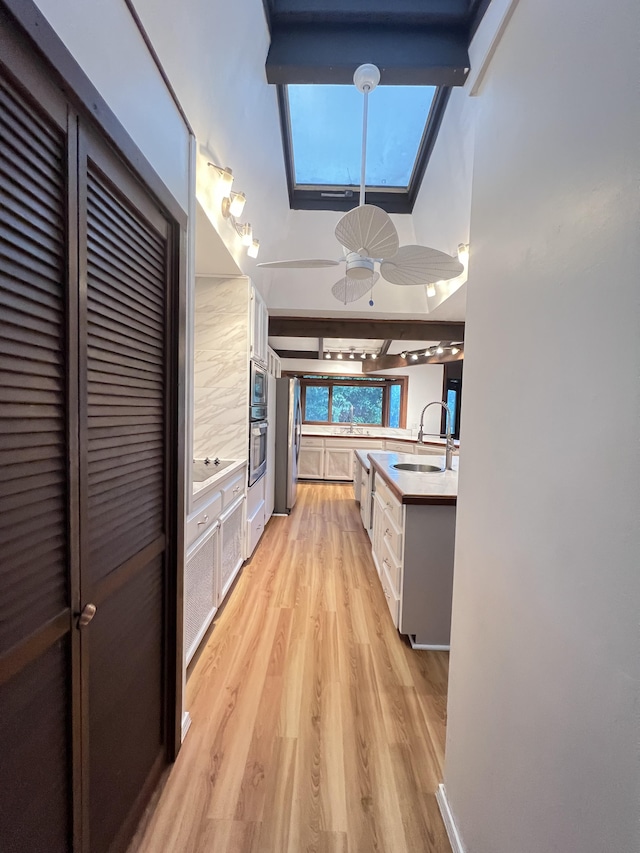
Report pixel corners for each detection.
[208,162,260,259]
[426,283,437,298]
[458,243,470,265]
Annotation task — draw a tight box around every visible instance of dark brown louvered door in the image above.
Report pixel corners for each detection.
[0,53,76,853]
[78,128,172,853]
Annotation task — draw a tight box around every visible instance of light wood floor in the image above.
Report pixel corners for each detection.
[130,483,451,853]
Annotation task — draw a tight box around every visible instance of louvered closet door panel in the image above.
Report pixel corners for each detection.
[0,640,71,852]
[0,72,68,652]
[88,557,164,853]
[85,166,166,583]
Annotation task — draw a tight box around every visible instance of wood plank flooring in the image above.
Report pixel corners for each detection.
[129,483,451,853]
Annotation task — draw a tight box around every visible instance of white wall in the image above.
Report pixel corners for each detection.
[34,0,191,212]
[280,358,444,434]
[443,0,640,851]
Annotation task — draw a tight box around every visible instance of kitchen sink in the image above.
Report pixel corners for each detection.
[392,462,443,473]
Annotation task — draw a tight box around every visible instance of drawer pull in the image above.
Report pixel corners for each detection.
[197,514,209,526]
[233,486,241,494]
[257,524,262,530]
[384,528,391,537]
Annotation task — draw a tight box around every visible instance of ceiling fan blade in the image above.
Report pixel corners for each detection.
[331,273,379,305]
[380,245,464,286]
[257,259,340,269]
[335,205,399,259]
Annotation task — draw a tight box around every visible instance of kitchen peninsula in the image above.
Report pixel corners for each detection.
[357,451,458,650]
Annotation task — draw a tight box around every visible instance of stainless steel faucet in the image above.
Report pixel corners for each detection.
[348,403,355,434]
[417,401,455,470]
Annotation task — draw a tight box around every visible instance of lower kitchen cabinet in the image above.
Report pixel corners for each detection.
[324,447,354,480]
[219,496,245,602]
[298,439,324,479]
[185,465,246,664]
[371,472,455,648]
[246,475,266,558]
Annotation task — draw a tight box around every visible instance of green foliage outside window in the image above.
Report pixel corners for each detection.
[300,376,405,428]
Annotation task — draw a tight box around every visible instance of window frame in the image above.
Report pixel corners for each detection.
[276,85,452,214]
[291,374,408,428]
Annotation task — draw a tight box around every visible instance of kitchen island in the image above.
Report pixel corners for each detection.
[360,451,458,649]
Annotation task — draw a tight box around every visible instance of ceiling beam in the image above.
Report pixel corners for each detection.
[267,0,468,27]
[318,337,324,360]
[362,348,464,373]
[379,339,392,356]
[265,23,470,86]
[274,349,320,360]
[269,317,465,341]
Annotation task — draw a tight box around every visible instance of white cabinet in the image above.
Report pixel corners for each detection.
[219,496,245,602]
[185,524,219,664]
[246,475,266,558]
[250,286,269,366]
[185,464,246,663]
[299,438,324,479]
[324,447,354,480]
[370,469,456,648]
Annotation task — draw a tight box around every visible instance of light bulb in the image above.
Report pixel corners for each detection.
[451,347,459,355]
[458,243,469,265]
[424,349,432,357]
[360,352,366,359]
[325,352,331,359]
[371,353,377,359]
[229,192,246,218]
[349,351,355,359]
[436,346,444,355]
[401,351,407,359]
[219,166,234,199]
[411,353,418,361]
[247,238,260,259]
[337,352,343,360]
[426,283,436,298]
[241,223,252,246]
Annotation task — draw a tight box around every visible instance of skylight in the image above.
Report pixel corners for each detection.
[280,83,447,213]
[288,84,436,189]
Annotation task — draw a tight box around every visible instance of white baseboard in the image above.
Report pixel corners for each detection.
[436,783,465,853]
[409,635,450,651]
[181,711,192,742]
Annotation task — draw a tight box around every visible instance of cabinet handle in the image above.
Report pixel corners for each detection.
[384,528,391,537]
[257,524,262,530]
[383,558,390,569]
[233,486,241,494]
[77,603,97,628]
[198,514,209,525]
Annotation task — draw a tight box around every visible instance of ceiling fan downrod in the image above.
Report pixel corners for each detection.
[353,64,380,209]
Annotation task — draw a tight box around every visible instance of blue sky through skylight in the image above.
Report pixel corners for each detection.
[288,84,436,189]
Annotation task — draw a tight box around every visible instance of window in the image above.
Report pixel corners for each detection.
[278,84,451,213]
[299,375,407,428]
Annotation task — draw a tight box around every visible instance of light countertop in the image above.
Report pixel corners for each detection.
[192,458,246,500]
[367,452,459,506]
[302,426,459,448]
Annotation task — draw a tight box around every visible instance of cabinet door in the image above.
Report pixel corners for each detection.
[324,448,353,480]
[298,446,324,479]
[185,526,218,664]
[219,498,245,603]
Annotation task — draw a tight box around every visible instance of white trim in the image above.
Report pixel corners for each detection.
[466,0,521,96]
[181,711,192,742]
[436,784,466,853]
[409,635,450,651]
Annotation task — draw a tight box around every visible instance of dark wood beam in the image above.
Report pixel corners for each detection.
[362,348,464,373]
[269,317,465,341]
[267,0,468,26]
[274,349,320,360]
[266,23,470,86]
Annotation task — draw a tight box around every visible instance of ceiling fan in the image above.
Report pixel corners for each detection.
[258,63,464,303]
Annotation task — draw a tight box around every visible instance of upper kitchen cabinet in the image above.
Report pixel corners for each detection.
[250,286,269,366]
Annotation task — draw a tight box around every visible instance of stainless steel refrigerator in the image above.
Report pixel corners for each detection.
[274,377,301,514]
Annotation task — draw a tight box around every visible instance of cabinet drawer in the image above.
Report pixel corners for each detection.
[374,476,403,528]
[186,490,222,548]
[380,561,400,629]
[381,512,403,563]
[385,440,413,454]
[246,499,266,558]
[222,472,245,507]
[301,436,324,448]
[380,537,402,597]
